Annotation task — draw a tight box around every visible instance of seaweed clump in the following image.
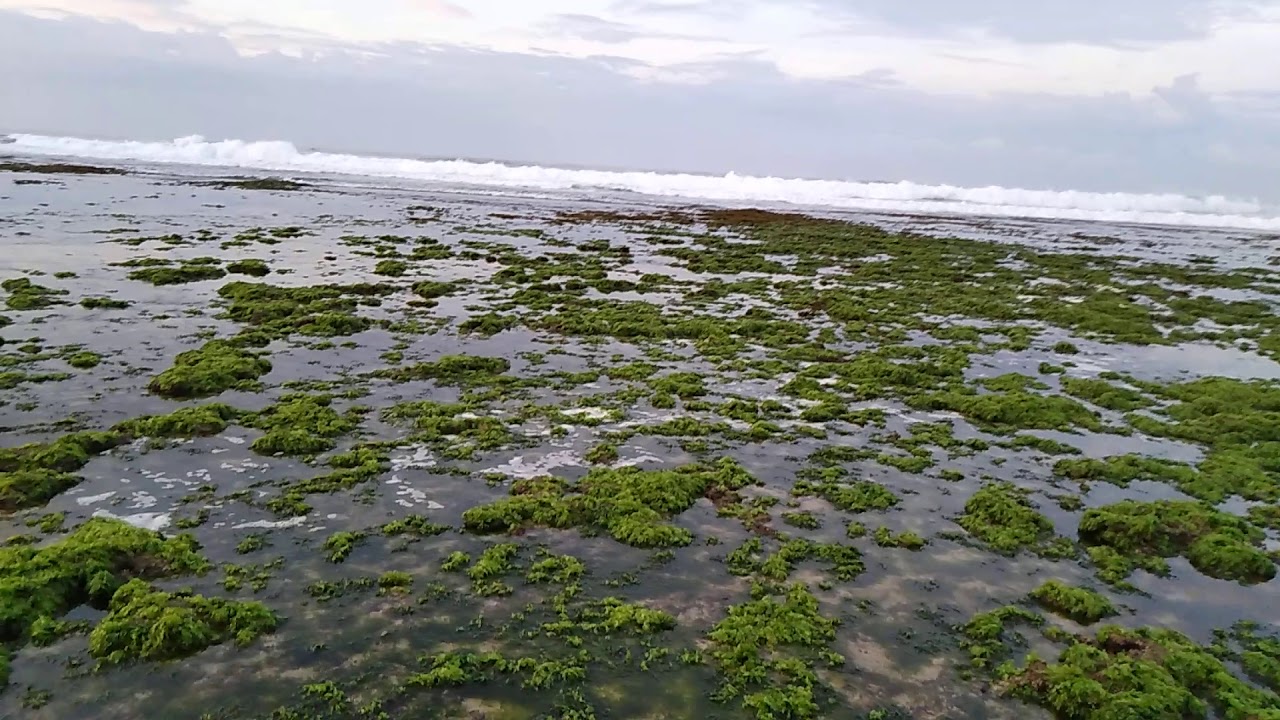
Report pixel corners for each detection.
[1028,580,1116,624]
[704,583,843,719]
[463,458,757,548]
[80,297,131,310]
[3,278,68,311]
[226,259,271,277]
[913,389,1102,433]
[957,482,1062,556]
[148,340,272,399]
[244,394,359,457]
[114,404,243,439]
[375,354,511,386]
[217,281,394,340]
[999,625,1280,719]
[960,606,1044,669]
[0,431,123,511]
[127,258,226,286]
[1078,500,1274,585]
[88,578,277,664]
[65,351,102,369]
[0,518,209,652]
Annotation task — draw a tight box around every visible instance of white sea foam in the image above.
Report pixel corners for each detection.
[6,133,1279,231]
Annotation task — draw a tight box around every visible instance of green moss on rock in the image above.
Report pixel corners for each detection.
[0,431,123,511]
[1028,580,1116,624]
[226,259,271,277]
[3,278,68,311]
[148,340,272,399]
[957,482,1058,555]
[245,394,359,456]
[114,404,243,438]
[1079,500,1274,585]
[88,578,277,664]
[463,458,757,548]
[128,260,226,286]
[0,518,208,644]
[1000,625,1280,719]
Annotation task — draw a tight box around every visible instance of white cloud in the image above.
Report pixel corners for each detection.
[1,0,1279,99]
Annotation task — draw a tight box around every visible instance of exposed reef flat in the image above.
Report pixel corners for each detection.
[1,165,1280,719]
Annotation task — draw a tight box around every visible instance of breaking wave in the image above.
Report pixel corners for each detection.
[6,133,1279,231]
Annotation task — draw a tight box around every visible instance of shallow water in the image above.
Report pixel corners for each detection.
[2,165,1279,720]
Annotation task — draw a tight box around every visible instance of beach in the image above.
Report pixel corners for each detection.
[2,158,1280,719]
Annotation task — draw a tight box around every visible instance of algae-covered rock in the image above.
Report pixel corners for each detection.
[0,431,123,511]
[957,482,1058,555]
[1028,580,1117,624]
[0,518,208,642]
[463,458,757,548]
[148,340,272,399]
[1079,500,1274,585]
[88,578,277,664]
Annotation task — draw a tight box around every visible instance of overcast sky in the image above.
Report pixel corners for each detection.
[2,0,1279,198]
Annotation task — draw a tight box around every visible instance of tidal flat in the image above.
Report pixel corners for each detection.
[2,163,1280,720]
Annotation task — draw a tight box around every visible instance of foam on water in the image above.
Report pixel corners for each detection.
[6,133,1280,231]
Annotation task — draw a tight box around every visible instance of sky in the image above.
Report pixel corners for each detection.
[1,0,1279,199]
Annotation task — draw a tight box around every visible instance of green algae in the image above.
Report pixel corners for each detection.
[127,259,226,286]
[88,578,277,664]
[208,177,307,191]
[792,471,900,514]
[149,340,272,399]
[410,280,458,301]
[321,531,366,564]
[466,542,519,596]
[998,625,1280,719]
[234,535,266,554]
[0,370,72,390]
[463,458,757,548]
[872,527,927,550]
[65,350,102,369]
[373,259,409,277]
[1078,500,1274,585]
[226,259,271,277]
[79,296,131,310]
[375,354,511,386]
[584,442,618,465]
[265,446,389,517]
[0,431,123,511]
[1,161,125,175]
[914,389,1103,433]
[1060,376,1153,412]
[1054,454,1198,491]
[114,403,243,438]
[382,516,449,538]
[957,482,1059,556]
[959,606,1045,669]
[2,278,68,311]
[1214,622,1280,694]
[1119,377,1280,503]
[218,281,394,339]
[245,394,360,457]
[781,511,821,530]
[1007,434,1081,455]
[726,536,865,583]
[1028,580,1117,624]
[704,583,843,719]
[377,571,413,594]
[458,312,518,336]
[0,518,208,649]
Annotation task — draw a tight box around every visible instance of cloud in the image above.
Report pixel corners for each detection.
[415,0,470,19]
[3,10,1279,202]
[800,0,1228,44]
[3,0,1280,100]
